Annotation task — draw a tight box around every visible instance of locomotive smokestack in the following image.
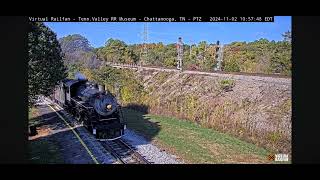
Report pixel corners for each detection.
[98,84,105,93]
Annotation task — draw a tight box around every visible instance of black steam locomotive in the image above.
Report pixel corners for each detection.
[53,75,125,140]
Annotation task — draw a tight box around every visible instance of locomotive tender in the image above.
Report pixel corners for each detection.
[53,75,125,140]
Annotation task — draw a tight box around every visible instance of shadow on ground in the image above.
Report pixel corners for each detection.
[28,103,161,164]
[122,103,161,142]
[29,105,96,164]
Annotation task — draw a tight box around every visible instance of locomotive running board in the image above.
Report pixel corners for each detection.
[97,136,122,141]
[99,118,117,122]
[71,97,94,109]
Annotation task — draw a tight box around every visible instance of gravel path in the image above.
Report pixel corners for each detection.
[122,129,184,164]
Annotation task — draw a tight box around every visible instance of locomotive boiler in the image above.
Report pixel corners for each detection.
[53,75,125,140]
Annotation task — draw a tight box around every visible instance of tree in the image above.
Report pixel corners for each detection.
[124,46,139,64]
[67,62,84,78]
[28,22,67,107]
[59,34,93,53]
[102,38,127,63]
[282,31,292,43]
[164,57,176,67]
[59,34,101,69]
[269,41,291,75]
[222,53,241,72]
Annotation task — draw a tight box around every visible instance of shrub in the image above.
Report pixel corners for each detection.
[219,79,235,91]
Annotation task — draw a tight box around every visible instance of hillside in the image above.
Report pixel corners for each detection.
[60,35,291,76]
[128,69,291,153]
[59,34,102,69]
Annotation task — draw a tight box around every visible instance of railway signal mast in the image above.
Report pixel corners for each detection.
[214,40,224,71]
[140,23,148,67]
[177,37,183,71]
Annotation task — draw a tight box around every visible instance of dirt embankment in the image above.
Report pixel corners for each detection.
[133,69,291,153]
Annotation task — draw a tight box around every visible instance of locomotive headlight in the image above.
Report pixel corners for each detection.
[106,104,112,110]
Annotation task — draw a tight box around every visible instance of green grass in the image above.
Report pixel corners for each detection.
[28,138,65,164]
[219,79,235,90]
[28,107,64,164]
[123,108,282,164]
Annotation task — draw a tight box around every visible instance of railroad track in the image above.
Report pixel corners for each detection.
[43,97,150,164]
[100,139,151,164]
[107,63,291,79]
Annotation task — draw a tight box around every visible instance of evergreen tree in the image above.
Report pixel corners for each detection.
[282,30,292,43]
[28,22,67,107]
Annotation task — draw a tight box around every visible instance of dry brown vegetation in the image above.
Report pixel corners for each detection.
[133,70,291,153]
[81,66,291,154]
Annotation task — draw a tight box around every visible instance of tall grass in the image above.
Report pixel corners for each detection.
[80,67,291,153]
[142,94,291,153]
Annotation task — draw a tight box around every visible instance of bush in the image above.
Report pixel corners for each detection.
[219,79,235,91]
[164,57,176,67]
[223,57,241,72]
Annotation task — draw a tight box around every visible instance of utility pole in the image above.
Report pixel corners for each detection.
[177,37,183,71]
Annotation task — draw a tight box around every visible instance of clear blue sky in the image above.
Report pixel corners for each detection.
[45,16,291,48]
